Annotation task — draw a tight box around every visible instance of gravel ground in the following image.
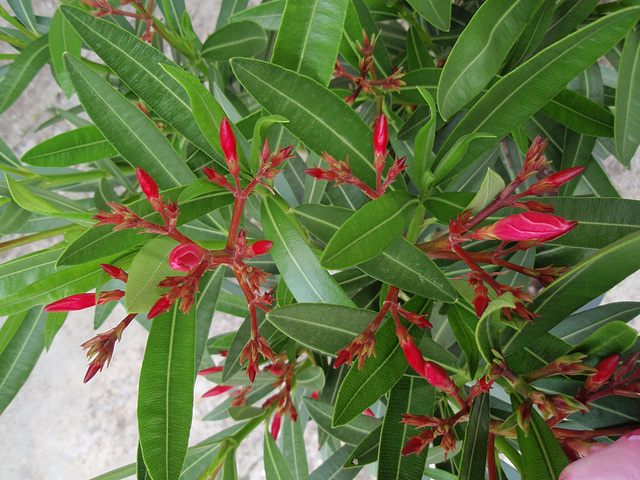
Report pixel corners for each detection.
[0,1,638,479]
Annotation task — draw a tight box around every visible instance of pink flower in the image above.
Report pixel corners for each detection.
[559,429,640,480]
[471,212,577,244]
[169,244,203,272]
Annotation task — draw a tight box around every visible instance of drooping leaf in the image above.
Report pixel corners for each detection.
[138,304,196,480]
[458,394,491,480]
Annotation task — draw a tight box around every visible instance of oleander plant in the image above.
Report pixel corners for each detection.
[1,0,640,479]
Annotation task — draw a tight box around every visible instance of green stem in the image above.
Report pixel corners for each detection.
[0,225,84,252]
[0,32,27,48]
[494,435,524,474]
[406,204,426,244]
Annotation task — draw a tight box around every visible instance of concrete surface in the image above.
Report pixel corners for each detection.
[0,1,638,479]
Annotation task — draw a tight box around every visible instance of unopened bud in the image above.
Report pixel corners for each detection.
[148,295,173,319]
[471,212,577,244]
[424,361,457,394]
[202,385,234,397]
[100,264,128,283]
[251,240,273,256]
[584,354,621,392]
[136,167,160,200]
[523,166,585,196]
[271,413,282,440]
[220,118,239,176]
[400,338,426,376]
[305,167,337,182]
[45,290,125,312]
[373,114,388,158]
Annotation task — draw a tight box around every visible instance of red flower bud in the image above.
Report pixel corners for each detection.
[523,166,585,196]
[169,244,203,272]
[402,436,428,456]
[220,118,239,175]
[147,295,173,319]
[305,167,337,182]
[584,354,621,392]
[100,264,128,283]
[271,413,282,440]
[311,391,319,399]
[424,361,457,394]
[202,385,234,397]
[401,339,426,376]
[135,167,159,200]
[251,240,273,256]
[471,212,577,244]
[373,114,388,158]
[363,408,375,417]
[45,290,125,312]
[198,365,224,375]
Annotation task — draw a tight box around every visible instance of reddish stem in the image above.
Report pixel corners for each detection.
[487,434,498,480]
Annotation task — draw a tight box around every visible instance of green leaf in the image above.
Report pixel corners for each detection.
[333,319,424,427]
[21,125,117,167]
[264,432,294,480]
[344,426,381,468]
[60,6,215,157]
[536,197,640,249]
[282,413,309,480]
[296,365,325,391]
[309,445,361,480]
[231,58,380,190]
[0,34,50,114]
[49,8,82,98]
[58,188,233,266]
[551,302,640,345]
[0,247,63,299]
[0,306,45,415]
[406,0,451,32]
[126,236,179,313]
[513,395,568,479]
[377,377,434,480]
[437,0,538,119]
[432,133,495,185]
[534,0,600,54]
[406,26,431,71]
[271,0,348,86]
[435,7,640,178]
[458,394,490,480]
[0,257,112,316]
[502,0,555,71]
[541,88,614,137]
[615,27,640,166]
[261,196,353,306]
[138,304,195,480]
[570,321,638,360]
[194,268,224,375]
[202,20,267,62]
[465,168,505,214]
[504,230,640,355]
[267,304,375,355]
[448,304,479,378]
[7,0,37,33]
[320,192,418,270]
[229,0,284,31]
[64,54,196,189]
[302,396,382,445]
[44,311,67,351]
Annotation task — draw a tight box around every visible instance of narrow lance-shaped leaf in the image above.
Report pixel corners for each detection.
[0,34,50,114]
[320,192,418,270]
[231,58,385,191]
[434,7,640,178]
[437,0,538,120]
[615,27,640,166]
[201,20,267,62]
[49,8,82,98]
[0,306,46,415]
[458,394,490,480]
[261,196,354,307]
[138,304,195,480]
[264,431,295,480]
[406,0,451,32]
[60,6,216,157]
[64,54,195,189]
[7,0,38,33]
[504,229,640,355]
[21,125,117,167]
[272,0,348,86]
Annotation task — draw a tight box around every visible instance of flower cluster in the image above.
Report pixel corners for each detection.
[45,119,294,383]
